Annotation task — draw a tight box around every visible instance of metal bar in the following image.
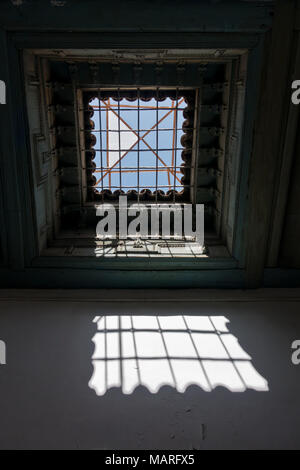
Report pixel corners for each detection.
[92,166,187,170]
[106,98,110,189]
[137,88,140,203]
[117,89,122,192]
[94,168,183,173]
[88,104,186,110]
[171,100,176,191]
[173,89,179,203]
[191,87,202,204]
[94,184,187,189]
[97,92,104,202]
[82,127,192,133]
[88,147,187,153]
[155,87,159,203]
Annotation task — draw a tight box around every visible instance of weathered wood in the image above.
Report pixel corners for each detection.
[0,266,245,288]
[0,0,274,33]
[245,0,297,287]
[267,27,300,266]
[279,126,300,268]
[0,29,27,268]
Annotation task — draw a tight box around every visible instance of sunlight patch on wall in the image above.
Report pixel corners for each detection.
[89,315,269,395]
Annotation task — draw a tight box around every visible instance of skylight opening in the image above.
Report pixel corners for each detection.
[87,91,191,200]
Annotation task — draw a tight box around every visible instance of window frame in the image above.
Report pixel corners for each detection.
[19,39,257,280]
[82,87,197,204]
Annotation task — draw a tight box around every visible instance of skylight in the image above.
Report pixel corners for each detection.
[88,94,187,197]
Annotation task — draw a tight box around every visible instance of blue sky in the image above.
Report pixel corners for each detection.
[90,97,185,193]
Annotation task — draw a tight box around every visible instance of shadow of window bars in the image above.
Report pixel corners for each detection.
[89,315,269,395]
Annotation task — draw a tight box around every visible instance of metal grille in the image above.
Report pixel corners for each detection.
[85,88,193,202]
